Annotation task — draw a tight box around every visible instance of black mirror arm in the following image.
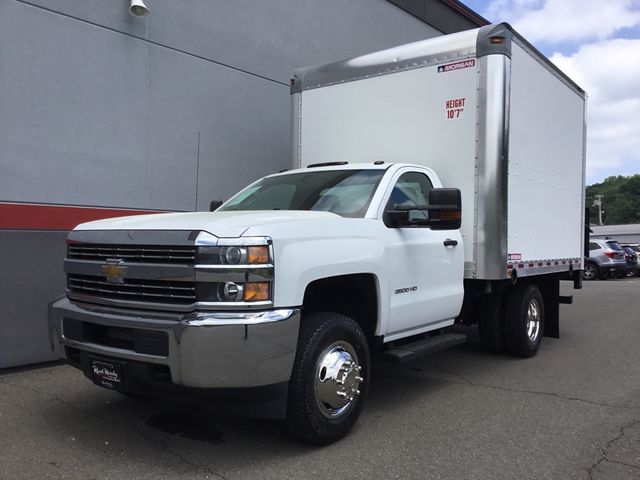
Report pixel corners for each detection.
[386,209,410,227]
[395,204,459,212]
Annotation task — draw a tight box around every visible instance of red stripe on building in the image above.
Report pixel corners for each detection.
[0,202,167,231]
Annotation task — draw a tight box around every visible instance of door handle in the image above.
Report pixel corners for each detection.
[444,239,458,247]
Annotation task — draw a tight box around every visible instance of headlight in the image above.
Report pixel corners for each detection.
[197,281,271,303]
[220,281,243,301]
[223,246,244,265]
[195,237,273,307]
[198,245,271,265]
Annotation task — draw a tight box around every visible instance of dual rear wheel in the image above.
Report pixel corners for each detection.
[478,283,544,358]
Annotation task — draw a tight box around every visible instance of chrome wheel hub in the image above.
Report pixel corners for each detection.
[314,341,363,418]
[527,298,541,342]
[584,265,595,280]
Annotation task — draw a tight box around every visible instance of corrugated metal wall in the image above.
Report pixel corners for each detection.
[0,0,443,368]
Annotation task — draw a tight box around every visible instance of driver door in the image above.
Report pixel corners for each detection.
[381,169,464,337]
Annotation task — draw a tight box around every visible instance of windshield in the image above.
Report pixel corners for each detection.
[219,169,385,218]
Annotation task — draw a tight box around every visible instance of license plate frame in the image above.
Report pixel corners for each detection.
[90,359,123,391]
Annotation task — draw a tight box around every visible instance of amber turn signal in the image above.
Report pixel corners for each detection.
[247,246,270,264]
[438,210,461,220]
[243,282,270,301]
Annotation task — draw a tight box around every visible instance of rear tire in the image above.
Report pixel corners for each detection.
[286,312,370,445]
[503,284,544,358]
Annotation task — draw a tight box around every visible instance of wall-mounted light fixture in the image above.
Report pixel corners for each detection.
[129,0,150,17]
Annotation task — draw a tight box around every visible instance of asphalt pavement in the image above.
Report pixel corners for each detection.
[1,279,639,479]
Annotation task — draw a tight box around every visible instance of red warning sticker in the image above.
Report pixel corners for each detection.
[438,59,475,73]
[445,97,466,120]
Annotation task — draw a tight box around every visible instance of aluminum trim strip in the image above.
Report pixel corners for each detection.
[183,309,298,326]
[291,29,479,93]
[292,92,303,168]
[217,237,272,246]
[507,257,582,277]
[474,54,510,280]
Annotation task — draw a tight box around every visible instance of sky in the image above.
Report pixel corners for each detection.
[462,0,640,185]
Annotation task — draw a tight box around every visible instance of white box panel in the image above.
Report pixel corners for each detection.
[507,42,585,263]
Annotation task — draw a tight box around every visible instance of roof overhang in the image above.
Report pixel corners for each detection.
[388,0,489,33]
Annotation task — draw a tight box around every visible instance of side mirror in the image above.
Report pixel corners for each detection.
[209,200,223,212]
[427,188,461,230]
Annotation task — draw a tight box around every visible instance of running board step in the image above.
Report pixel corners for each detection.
[383,333,467,364]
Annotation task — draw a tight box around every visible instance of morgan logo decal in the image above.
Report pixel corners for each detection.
[437,59,475,73]
[101,259,127,284]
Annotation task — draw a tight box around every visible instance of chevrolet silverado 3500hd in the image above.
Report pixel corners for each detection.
[49,24,586,444]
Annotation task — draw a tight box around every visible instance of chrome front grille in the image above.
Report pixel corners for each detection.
[68,274,196,305]
[67,243,196,265]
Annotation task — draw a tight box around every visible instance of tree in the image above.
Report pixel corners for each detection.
[586,175,640,225]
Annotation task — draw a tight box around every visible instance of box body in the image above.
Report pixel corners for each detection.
[292,24,586,280]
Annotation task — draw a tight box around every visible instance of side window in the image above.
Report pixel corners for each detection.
[588,242,600,251]
[384,172,433,227]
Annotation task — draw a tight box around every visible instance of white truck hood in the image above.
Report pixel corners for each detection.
[74,210,339,238]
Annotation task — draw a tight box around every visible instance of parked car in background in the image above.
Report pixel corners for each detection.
[583,239,628,280]
[622,244,640,275]
[606,240,634,278]
[621,245,640,277]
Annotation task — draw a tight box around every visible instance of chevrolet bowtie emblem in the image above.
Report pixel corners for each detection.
[101,259,127,284]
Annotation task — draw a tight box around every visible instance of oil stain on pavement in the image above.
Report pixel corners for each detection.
[146,412,226,444]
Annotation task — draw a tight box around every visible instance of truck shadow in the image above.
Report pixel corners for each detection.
[42,330,512,475]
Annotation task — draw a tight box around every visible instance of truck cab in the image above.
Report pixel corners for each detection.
[49,162,466,439]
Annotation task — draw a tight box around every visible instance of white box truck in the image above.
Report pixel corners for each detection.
[49,24,586,444]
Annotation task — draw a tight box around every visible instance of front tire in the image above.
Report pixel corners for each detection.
[503,284,544,358]
[286,312,370,445]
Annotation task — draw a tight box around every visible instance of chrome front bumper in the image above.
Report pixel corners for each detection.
[48,297,300,389]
